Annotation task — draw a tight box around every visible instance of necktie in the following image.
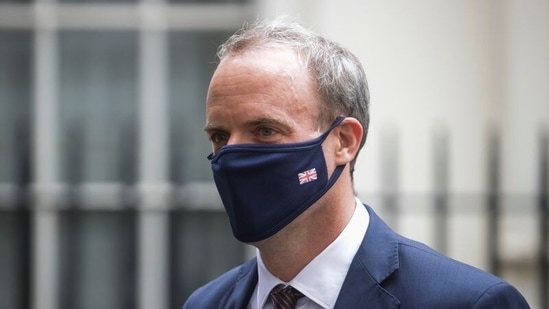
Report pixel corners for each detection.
[269,284,304,309]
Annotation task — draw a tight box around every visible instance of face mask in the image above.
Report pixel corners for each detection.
[207,116,346,243]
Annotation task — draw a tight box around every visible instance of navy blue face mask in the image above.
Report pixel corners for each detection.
[207,117,346,243]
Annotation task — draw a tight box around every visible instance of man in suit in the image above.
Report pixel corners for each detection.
[184,17,530,308]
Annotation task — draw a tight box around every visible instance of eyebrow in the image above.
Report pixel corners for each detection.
[204,122,223,133]
[246,117,290,130]
[203,117,292,133]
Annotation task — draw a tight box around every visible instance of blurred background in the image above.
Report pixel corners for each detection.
[0,0,548,308]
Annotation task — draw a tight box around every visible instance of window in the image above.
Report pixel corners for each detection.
[0,31,32,184]
[58,30,138,183]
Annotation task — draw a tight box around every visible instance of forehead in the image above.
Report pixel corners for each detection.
[211,47,310,93]
[206,48,320,126]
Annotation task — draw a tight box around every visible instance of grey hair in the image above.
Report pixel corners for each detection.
[217,17,370,176]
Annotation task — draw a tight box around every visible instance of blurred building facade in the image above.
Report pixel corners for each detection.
[0,0,548,309]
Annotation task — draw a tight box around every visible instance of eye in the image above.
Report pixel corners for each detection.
[258,127,275,137]
[209,132,228,144]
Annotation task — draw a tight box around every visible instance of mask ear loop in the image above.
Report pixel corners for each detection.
[312,115,347,146]
[323,116,346,139]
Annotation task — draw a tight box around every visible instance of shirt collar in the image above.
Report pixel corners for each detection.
[255,197,370,308]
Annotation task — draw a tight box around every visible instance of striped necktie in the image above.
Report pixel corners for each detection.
[269,284,304,309]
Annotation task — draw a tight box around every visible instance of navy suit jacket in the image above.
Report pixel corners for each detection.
[184,204,530,308]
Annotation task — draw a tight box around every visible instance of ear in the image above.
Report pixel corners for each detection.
[333,117,363,166]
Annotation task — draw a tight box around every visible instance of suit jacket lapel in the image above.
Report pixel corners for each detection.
[220,258,258,309]
[334,205,401,309]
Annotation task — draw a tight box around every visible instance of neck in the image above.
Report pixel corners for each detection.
[255,187,356,282]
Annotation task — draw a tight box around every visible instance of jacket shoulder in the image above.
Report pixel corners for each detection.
[359,205,529,308]
[391,236,529,308]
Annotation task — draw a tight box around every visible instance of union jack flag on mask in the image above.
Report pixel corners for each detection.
[298,168,318,185]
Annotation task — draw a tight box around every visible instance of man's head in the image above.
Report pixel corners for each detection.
[204,17,369,242]
[214,17,370,176]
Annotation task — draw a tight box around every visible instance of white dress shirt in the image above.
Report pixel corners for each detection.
[248,197,370,309]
